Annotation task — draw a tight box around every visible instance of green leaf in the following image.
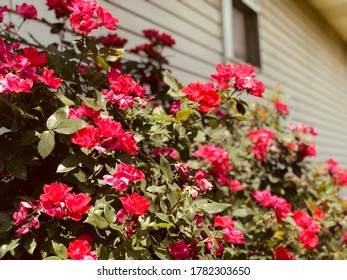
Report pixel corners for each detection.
[97,244,109,260]
[54,92,75,106]
[56,154,81,173]
[43,256,62,260]
[236,101,246,115]
[46,106,69,130]
[146,185,167,194]
[79,93,107,111]
[97,55,110,71]
[53,118,87,134]
[104,203,116,224]
[200,202,231,214]
[153,247,170,260]
[163,70,179,92]
[52,241,67,259]
[160,155,173,183]
[156,213,170,223]
[38,130,55,159]
[24,236,37,255]
[6,159,27,180]
[19,130,40,146]
[155,223,174,228]
[0,211,13,233]
[84,213,109,229]
[232,208,255,218]
[0,244,7,259]
[176,109,192,121]
[5,239,20,253]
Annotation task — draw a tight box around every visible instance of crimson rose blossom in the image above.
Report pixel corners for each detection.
[0,6,7,23]
[67,239,97,260]
[210,63,264,97]
[274,247,295,260]
[68,0,98,34]
[65,192,92,221]
[96,6,118,30]
[119,193,150,216]
[70,125,100,149]
[228,180,246,192]
[40,182,72,203]
[293,210,314,228]
[205,238,225,256]
[168,241,190,260]
[214,215,235,228]
[22,48,48,67]
[38,68,63,89]
[274,100,289,115]
[252,190,292,221]
[181,82,220,113]
[248,128,275,160]
[299,229,319,250]
[16,3,37,19]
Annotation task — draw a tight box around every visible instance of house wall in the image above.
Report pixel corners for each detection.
[4,0,347,166]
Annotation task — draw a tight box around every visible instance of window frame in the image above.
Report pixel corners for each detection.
[221,0,261,67]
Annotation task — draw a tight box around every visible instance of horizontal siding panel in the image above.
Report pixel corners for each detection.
[148,0,222,38]
[180,0,222,24]
[261,0,347,80]
[260,3,347,84]
[204,0,222,9]
[103,0,223,52]
[259,0,347,167]
[260,39,347,112]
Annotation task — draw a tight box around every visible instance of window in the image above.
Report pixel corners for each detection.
[222,0,261,67]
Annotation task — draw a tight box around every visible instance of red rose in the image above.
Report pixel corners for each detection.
[38,68,63,89]
[299,229,319,250]
[65,192,91,221]
[71,125,100,149]
[181,82,220,113]
[293,210,313,229]
[67,239,97,260]
[119,193,150,216]
[68,0,98,34]
[168,241,190,260]
[274,100,289,115]
[39,182,72,203]
[22,48,48,67]
[96,6,118,30]
[228,180,246,192]
[96,117,123,139]
[16,3,37,19]
[214,215,235,228]
[274,247,295,260]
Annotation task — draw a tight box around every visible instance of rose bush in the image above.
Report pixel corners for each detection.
[0,1,346,260]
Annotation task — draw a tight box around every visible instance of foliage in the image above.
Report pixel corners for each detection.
[0,1,346,260]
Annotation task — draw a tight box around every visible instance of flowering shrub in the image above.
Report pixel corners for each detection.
[0,1,346,260]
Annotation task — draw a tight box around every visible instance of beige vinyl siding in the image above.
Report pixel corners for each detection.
[101,0,223,84]
[5,0,347,166]
[259,0,347,166]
